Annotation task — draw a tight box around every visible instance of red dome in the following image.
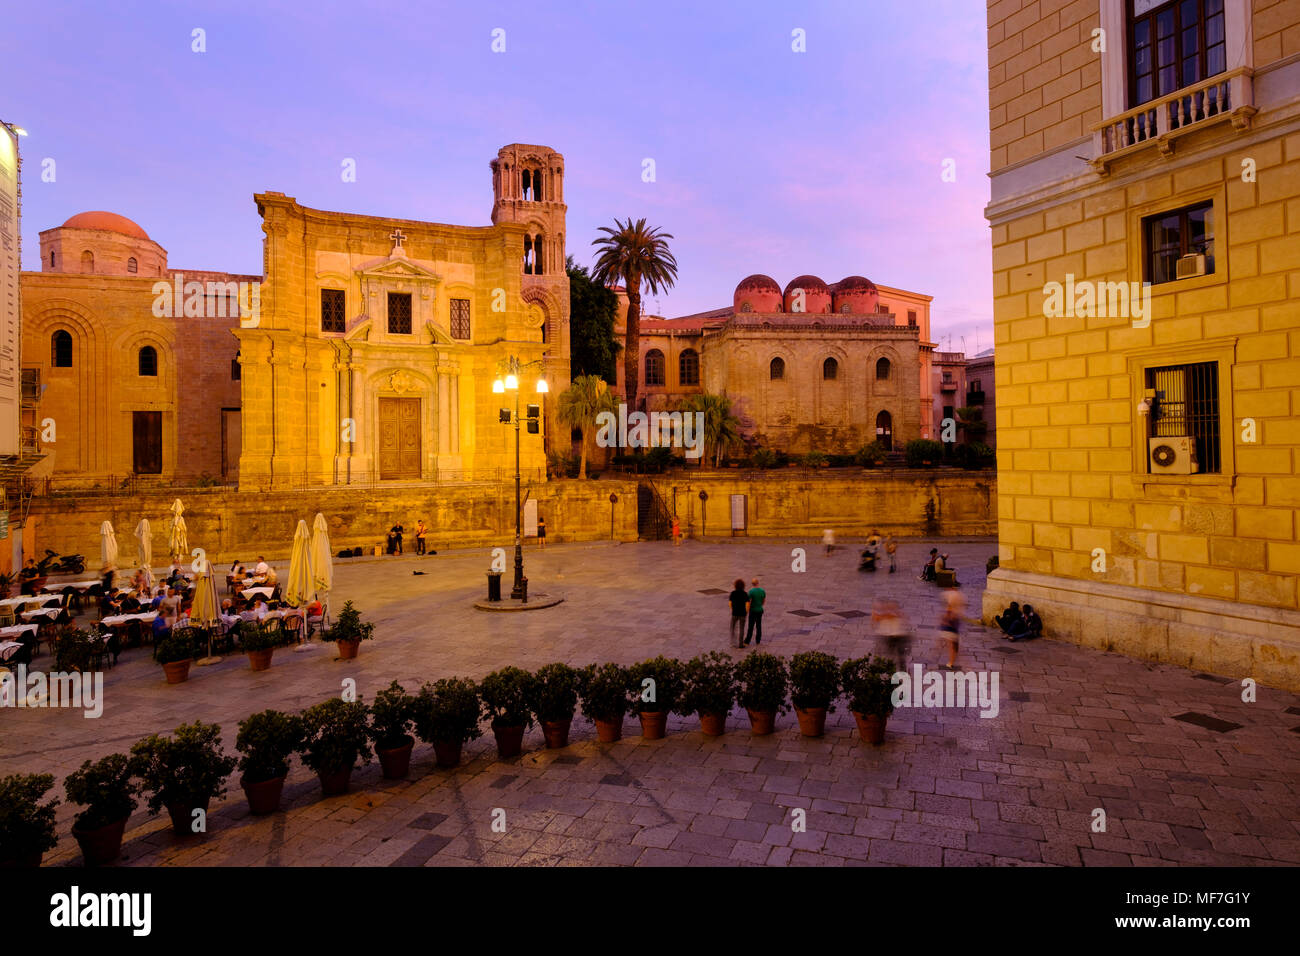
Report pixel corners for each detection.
[831,275,879,314]
[61,211,150,240]
[734,274,783,313]
[783,275,831,314]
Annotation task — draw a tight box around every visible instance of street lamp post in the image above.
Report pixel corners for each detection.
[493,356,548,601]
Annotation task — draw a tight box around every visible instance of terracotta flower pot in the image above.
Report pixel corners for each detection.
[336,640,360,660]
[241,774,286,815]
[794,705,828,738]
[166,796,210,836]
[318,765,354,796]
[698,712,727,736]
[853,711,888,746]
[431,739,463,768]
[0,851,43,868]
[377,736,414,779]
[594,717,623,742]
[746,708,776,735]
[638,710,668,740]
[541,718,571,749]
[247,649,274,671]
[72,816,128,866]
[493,724,526,758]
[162,659,193,684]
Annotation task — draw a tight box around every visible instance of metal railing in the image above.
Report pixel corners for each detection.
[1092,68,1254,164]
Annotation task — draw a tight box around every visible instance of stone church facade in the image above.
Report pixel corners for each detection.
[614,274,935,454]
[238,143,570,489]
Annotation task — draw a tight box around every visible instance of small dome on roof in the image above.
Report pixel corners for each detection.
[60,211,150,240]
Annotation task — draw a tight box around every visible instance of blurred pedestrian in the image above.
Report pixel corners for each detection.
[872,597,911,669]
[822,529,836,556]
[939,588,965,668]
[885,534,897,573]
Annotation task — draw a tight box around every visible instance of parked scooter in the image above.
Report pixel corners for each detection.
[43,548,86,575]
[858,546,878,572]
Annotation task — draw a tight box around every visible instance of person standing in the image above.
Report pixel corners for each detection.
[939,588,965,668]
[743,576,766,646]
[727,578,748,649]
[414,520,427,556]
[671,515,681,547]
[390,523,404,555]
[537,514,547,550]
[822,529,835,556]
[885,535,897,573]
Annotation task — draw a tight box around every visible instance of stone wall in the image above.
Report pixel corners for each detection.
[20,469,996,569]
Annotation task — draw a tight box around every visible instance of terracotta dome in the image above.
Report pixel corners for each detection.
[60,211,150,241]
[733,274,783,313]
[831,275,880,314]
[783,274,832,314]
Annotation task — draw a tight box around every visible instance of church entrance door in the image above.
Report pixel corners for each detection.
[378,398,421,480]
[133,411,163,474]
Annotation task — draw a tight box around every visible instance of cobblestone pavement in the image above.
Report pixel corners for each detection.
[7,536,1300,867]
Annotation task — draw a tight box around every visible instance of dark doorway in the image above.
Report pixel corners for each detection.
[133,411,162,474]
[875,410,893,451]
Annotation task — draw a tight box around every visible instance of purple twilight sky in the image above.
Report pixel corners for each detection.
[5,0,993,353]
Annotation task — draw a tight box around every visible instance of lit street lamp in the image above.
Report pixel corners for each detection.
[493,355,548,600]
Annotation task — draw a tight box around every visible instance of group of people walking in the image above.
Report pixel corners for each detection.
[727,578,767,648]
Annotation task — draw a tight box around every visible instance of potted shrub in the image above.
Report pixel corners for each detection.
[682,651,736,736]
[240,620,283,672]
[789,651,840,737]
[627,656,686,740]
[905,438,946,468]
[129,721,236,836]
[413,678,482,768]
[735,652,790,735]
[527,662,580,749]
[479,666,536,758]
[299,697,372,795]
[235,710,304,814]
[0,773,59,867]
[369,681,417,779]
[577,663,632,742]
[855,440,887,468]
[63,754,138,866]
[324,600,374,660]
[153,629,197,684]
[841,655,897,745]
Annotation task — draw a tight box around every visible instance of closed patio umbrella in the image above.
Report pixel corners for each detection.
[192,560,223,666]
[100,521,118,582]
[309,513,332,608]
[167,499,188,563]
[134,518,154,589]
[286,519,314,651]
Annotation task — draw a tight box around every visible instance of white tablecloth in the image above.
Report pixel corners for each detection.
[0,640,23,661]
[101,612,159,626]
[0,596,34,609]
[20,609,61,621]
[42,580,101,592]
[0,623,39,638]
[242,586,275,599]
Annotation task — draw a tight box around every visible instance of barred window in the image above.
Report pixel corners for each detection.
[138,346,158,377]
[679,349,699,386]
[770,356,785,381]
[875,357,891,380]
[127,257,138,274]
[450,298,471,339]
[1146,360,1220,473]
[387,292,412,334]
[645,349,665,387]
[823,357,838,380]
[321,289,346,333]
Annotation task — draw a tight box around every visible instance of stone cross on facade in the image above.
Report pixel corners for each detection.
[389,228,406,250]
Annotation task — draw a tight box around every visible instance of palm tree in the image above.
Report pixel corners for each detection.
[590,218,678,412]
[680,393,742,468]
[557,375,618,479]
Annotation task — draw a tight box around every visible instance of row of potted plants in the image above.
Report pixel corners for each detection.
[0,650,897,867]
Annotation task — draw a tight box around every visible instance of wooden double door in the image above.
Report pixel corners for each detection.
[378,398,421,480]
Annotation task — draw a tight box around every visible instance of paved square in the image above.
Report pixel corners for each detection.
[8,536,1300,867]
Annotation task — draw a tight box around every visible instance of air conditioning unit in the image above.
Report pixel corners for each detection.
[1175,254,1206,280]
[1149,436,1199,475]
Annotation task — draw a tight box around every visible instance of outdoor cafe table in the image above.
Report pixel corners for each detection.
[0,623,39,640]
[100,612,159,627]
[42,580,101,593]
[0,640,23,662]
[241,586,276,599]
[0,596,35,609]
[20,608,61,622]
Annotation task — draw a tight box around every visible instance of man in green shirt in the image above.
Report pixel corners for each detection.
[744,577,766,646]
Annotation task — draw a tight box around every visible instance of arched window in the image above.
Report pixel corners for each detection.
[679,349,699,386]
[645,349,665,387]
[52,330,73,368]
[138,346,158,377]
[50,250,56,268]
[875,357,891,381]
[823,357,838,380]
[875,410,893,451]
[81,250,94,273]
[770,356,785,381]
[541,320,548,344]
[127,256,138,274]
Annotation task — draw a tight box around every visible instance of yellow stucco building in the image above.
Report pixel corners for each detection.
[983,0,1300,688]
[238,143,570,489]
